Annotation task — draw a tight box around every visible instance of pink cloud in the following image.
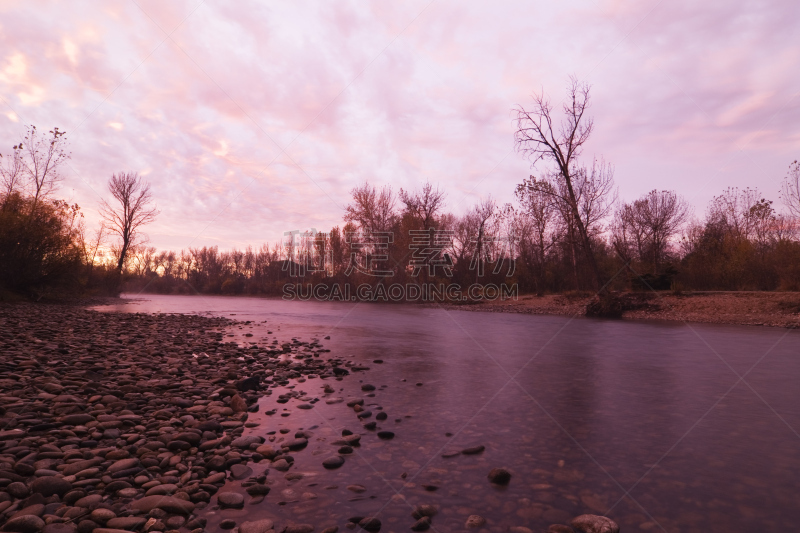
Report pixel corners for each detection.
[0,0,798,251]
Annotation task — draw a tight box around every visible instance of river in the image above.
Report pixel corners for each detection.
[93,294,800,532]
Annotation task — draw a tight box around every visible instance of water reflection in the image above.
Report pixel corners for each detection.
[94,294,800,531]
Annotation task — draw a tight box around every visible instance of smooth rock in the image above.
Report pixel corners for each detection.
[358,517,381,533]
[487,467,511,485]
[129,495,195,515]
[1,515,45,533]
[41,524,76,533]
[238,519,274,533]
[230,464,252,480]
[322,456,344,469]
[272,459,291,472]
[462,445,485,455]
[570,515,620,533]
[284,525,313,533]
[245,485,270,497]
[410,517,430,531]
[105,517,147,530]
[231,436,261,448]
[465,515,486,528]
[30,477,72,497]
[216,492,244,509]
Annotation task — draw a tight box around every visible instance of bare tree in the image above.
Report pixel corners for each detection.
[781,160,800,218]
[466,197,497,282]
[514,78,604,289]
[100,172,159,274]
[0,143,25,202]
[80,224,107,284]
[399,181,446,229]
[707,187,763,241]
[343,182,397,234]
[19,126,70,215]
[612,190,689,273]
[514,177,559,294]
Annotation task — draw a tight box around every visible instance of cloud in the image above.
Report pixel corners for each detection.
[0,0,798,251]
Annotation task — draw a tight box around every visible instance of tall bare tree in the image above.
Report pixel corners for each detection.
[0,143,24,201]
[466,197,497,282]
[343,182,397,234]
[612,190,689,273]
[100,172,159,274]
[514,177,559,294]
[20,126,70,215]
[399,181,446,229]
[781,160,800,218]
[514,78,604,289]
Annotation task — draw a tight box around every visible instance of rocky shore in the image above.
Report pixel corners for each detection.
[0,303,619,533]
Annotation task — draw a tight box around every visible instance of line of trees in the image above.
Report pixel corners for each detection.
[0,126,160,299]
[2,80,799,300]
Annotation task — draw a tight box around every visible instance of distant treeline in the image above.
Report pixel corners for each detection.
[2,114,800,300]
[116,178,800,297]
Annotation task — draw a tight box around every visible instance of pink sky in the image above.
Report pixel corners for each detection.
[1,0,799,251]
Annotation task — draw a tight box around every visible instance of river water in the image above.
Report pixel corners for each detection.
[94,294,800,532]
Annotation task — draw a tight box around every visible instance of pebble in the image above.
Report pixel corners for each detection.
[487,467,511,485]
[284,525,314,533]
[462,445,485,455]
[322,456,345,469]
[230,464,253,479]
[410,517,431,531]
[1,515,45,533]
[216,492,245,509]
[465,515,486,528]
[272,459,291,472]
[570,515,620,533]
[358,517,381,532]
[29,477,72,497]
[238,519,274,533]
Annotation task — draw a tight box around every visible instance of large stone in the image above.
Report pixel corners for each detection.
[1,515,45,533]
[74,495,103,509]
[217,492,244,509]
[63,459,102,476]
[282,438,308,451]
[570,515,620,533]
[41,524,76,533]
[60,414,95,426]
[254,444,276,458]
[322,456,344,469]
[284,525,314,533]
[128,495,195,515]
[358,518,381,533]
[231,435,262,448]
[106,458,139,474]
[465,515,486,529]
[230,464,253,480]
[238,519,274,533]
[105,517,147,530]
[30,476,72,497]
[487,467,511,485]
[235,376,260,392]
[11,504,45,518]
[229,394,247,413]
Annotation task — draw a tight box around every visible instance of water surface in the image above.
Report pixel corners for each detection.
[95,294,800,532]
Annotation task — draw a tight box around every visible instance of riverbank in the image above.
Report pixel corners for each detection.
[450,291,800,328]
[0,303,623,533]
[0,304,357,533]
